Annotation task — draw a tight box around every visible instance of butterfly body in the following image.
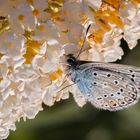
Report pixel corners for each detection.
[66,54,140,111]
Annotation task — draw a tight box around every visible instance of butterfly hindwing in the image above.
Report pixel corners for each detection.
[73,62,140,111]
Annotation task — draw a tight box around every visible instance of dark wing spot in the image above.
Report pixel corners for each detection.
[113,103,117,107]
[110,100,117,107]
[97,97,102,100]
[94,73,97,76]
[131,93,137,98]
[118,99,127,106]
[93,82,97,85]
[128,98,133,102]
[104,94,107,97]
[114,80,119,84]
[120,88,123,92]
[87,94,92,97]
[131,78,134,82]
[124,97,134,103]
[107,74,111,77]
[117,92,121,95]
[121,101,125,105]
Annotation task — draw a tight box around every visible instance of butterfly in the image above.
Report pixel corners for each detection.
[59,23,140,111]
[65,54,140,111]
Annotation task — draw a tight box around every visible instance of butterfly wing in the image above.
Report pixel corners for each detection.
[75,62,140,111]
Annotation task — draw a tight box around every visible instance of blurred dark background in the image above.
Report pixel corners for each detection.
[8,40,140,140]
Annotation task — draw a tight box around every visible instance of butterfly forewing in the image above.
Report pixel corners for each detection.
[69,62,140,111]
[80,62,140,92]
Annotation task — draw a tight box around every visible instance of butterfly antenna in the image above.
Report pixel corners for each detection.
[76,23,91,59]
[57,83,75,93]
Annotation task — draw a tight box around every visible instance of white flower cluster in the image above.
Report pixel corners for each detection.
[0,0,140,139]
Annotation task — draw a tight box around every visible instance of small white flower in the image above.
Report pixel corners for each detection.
[3,56,25,69]
[32,0,48,22]
[0,126,10,140]
[8,2,36,34]
[102,45,124,62]
[63,43,79,55]
[32,21,60,41]
[0,32,26,60]
[120,2,137,20]
[120,2,140,49]
[11,65,39,82]
[32,41,63,73]
[62,1,83,23]
[42,83,58,106]
[0,0,26,16]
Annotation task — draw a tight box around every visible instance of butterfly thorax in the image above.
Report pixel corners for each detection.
[66,54,82,83]
[67,54,79,70]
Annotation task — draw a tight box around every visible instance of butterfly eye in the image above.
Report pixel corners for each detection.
[67,57,77,66]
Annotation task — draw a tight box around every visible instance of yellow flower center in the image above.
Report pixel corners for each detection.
[18,14,25,21]
[32,9,39,16]
[49,68,63,81]
[23,40,42,64]
[7,42,13,48]
[37,25,45,31]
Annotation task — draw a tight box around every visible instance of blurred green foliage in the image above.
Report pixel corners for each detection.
[8,40,140,140]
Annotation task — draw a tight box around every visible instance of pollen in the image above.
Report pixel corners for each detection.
[103,9,124,28]
[18,14,25,21]
[0,53,4,59]
[107,12,123,28]
[94,7,124,31]
[102,0,122,9]
[95,16,111,31]
[27,0,33,5]
[0,77,3,81]
[48,0,63,13]
[7,42,13,48]
[37,25,45,31]
[130,0,140,6]
[88,29,105,43]
[49,73,57,81]
[32,9,39,16]
[23,40,42,64]
[56,68,63,75]
[49,68,63,81]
